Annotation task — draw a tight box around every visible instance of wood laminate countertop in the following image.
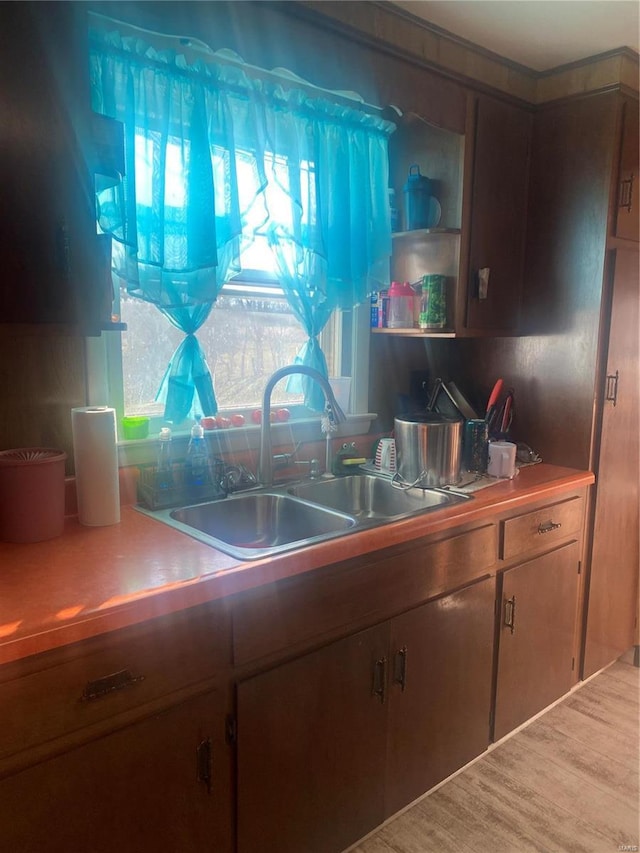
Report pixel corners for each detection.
[0,464,594,666]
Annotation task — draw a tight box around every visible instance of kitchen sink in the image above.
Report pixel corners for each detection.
[287,474,466,520]
[141,474,471,561]
[164,492,356,560]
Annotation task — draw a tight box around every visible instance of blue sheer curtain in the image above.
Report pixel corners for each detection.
[89,26,395,417]
[260,87,394,408]
[89,30,255,421]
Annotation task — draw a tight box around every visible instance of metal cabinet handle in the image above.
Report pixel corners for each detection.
[504,595,516,634]
[619,175,634,213]
[605,371,619,407]
[372,656,388,704]
[394,646,408,692]
[196,738,212,795]
[80,668,145,702]
[538,520,561,534]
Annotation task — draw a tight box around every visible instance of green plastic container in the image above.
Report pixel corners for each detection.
[121,416,150,440]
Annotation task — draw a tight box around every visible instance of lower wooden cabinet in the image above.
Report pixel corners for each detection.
[493,541,581,740]
[0,689,233,853]
[0,483,590,853]
[385,577,495,816]
[237,622,389,853]
[236,577,495,853]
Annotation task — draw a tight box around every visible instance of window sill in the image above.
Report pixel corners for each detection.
[117,413,377,469]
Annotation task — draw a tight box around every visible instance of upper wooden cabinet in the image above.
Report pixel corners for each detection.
[0,3,111,332]
[463,94,532,334]
[380,92,532,339]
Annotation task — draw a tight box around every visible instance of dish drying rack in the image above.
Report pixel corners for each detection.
[137,459,227,510]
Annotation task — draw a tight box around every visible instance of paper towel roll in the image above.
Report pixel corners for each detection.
[71,407,120,526]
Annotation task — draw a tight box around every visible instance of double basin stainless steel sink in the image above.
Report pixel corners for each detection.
[146,474,471,561]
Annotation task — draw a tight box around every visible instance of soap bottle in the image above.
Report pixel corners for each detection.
[156,427,174,490]
[185,417,210,487]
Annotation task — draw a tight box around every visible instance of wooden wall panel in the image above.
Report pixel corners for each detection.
[0,327,86,471]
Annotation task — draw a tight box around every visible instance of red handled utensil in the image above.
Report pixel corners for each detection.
[485,378,504,432]
[486,379,503,414]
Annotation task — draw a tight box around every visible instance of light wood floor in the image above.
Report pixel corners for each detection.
[353,656,639,853]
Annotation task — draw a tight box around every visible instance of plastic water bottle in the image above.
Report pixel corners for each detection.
[156,427,173,490]
[185,418,210,487]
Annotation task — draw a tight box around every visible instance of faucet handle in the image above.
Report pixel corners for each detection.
[294,458,322,479]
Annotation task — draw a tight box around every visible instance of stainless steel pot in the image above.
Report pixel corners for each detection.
[394,413,462,488]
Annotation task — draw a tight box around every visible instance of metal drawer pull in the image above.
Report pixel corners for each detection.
[538,520,561,534]
[394,646,408,692]
[196,738,212,795]
[372,656,388,704]
[80,668,145,702]
[504,595,516,634]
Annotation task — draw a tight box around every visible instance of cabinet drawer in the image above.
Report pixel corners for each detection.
[0,602,231,764]
[233,523,497,667]
[500,496,584,562]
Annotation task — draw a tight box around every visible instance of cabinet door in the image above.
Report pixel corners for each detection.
[465,95,531,333]
[0,690,232,853]
[494,541,580,740]
[0,3,105,328]
[583,249,639,676]
[385,577,495,817]
[614,99,639,241]
[236,623,389,853]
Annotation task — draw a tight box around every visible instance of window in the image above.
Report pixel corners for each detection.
[110,131,342,427]
[95,287,363,438]
[118,284,338,420]
[89,20,393,437]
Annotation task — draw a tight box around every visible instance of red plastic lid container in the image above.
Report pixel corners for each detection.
[0,448,67,543]
[387,280,414,328]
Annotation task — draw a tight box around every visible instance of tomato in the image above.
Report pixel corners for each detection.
[230,413,245,427]
[200,416,217,430]
[215,415,231,429]
[251,409,262,424]
[276,408,291,422]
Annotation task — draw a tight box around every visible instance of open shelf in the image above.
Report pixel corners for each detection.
[371,327,456,338]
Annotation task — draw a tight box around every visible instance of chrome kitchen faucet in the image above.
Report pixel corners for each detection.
[257,365,347,487]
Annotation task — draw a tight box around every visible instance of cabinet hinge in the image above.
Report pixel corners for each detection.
[225,714,237,746]
[489,706,495,740]
[571,657,575,672]
[577,561,581,575]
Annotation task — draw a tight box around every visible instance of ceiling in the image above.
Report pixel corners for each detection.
[390,1,640,72]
